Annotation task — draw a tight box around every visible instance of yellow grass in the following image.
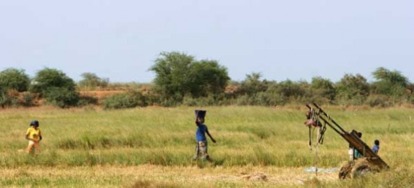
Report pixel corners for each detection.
[0,165,337,188]
[0,105,413,187]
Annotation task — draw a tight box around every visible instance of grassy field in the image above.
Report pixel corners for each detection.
[0,105,413,187]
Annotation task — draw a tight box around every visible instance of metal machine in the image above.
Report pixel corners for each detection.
[305,103,389,179]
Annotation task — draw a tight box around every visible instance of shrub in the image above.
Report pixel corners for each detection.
[102,91,147,109]
[0,89,10,108]
[44,87,80,108]
[6,89,20,106]
[0,89,22,107]
[0,68,30,92]
[30,68,77,96]
[29,68,80,108]
[366,95,392,107]
[20,92,36,107]
[77,95,98,106]
[78,72,109,89]
[182,95,221,106]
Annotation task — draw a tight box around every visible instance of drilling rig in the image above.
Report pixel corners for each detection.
[305,103,389,179]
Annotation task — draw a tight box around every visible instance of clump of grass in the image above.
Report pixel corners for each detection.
[249,127,275,139]
[56,138,81,149]
[131,179,180,188]
[252,146,275,166]
[303,177,322,187]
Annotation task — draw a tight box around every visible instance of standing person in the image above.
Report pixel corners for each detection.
[193,110,216,161]
[372,139,380,154]
[348,143,354,161]
[353,131,363,159]
[348,130,363,160]
[25,120,42,154]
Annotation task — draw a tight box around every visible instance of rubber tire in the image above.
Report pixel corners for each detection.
[338,161,354,179]
[350,158,374,178]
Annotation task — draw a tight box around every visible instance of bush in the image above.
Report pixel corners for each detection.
[77,95,98,106]
[78,72,109,89]
[6,89,20,106]
[102,91,147,109]
[0,89,10,108]
[0,89,22,107]
[0,68,30,92]
[0,89,36,107]
[30,68,77,96]
[366,95,392,107]
[235,95,252,105]
[20,92,36,107]
[44,87,80,108]
[182,95,222,106]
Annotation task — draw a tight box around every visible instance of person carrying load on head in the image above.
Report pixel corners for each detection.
[25,120,42,155]
[192,110,216,161]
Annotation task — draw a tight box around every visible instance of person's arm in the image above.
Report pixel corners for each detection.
[206,128,216,143]
[39,130,42,141]
[25,128,31,141]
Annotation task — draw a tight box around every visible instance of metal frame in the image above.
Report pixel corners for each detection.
[306,103,389,169]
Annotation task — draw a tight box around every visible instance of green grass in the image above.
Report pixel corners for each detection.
[0,105,413,187]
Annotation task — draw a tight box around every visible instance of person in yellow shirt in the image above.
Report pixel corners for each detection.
[25,120,42,154]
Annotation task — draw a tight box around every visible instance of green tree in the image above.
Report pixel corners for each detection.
[150,52,194,102]
[310,76,336,103]
[189,60,230,97]
[336,74,369,105]
[150,52,229,104]
[371,67,408,97]
[0,68,30,92]
[277,80,307,103]
[30,68,79,107]
[239,73,268,96]
[78,72,109,89]
[43,87,80,108]
[0,88,9,108]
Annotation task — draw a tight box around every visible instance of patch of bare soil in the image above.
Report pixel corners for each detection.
[0,165,338,187]
[80,90,126,99]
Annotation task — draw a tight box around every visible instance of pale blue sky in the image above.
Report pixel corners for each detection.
[1,1,413,83]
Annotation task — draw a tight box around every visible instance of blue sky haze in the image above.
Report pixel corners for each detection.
[1,1,413,83]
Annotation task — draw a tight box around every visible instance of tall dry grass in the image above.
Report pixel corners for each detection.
[0,105,413,187]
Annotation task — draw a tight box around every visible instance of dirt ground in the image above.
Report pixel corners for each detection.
[80,90,126,99]
[0,165,338,187]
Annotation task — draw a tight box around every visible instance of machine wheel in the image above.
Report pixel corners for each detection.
[350,158,379,178]
[338,161,354,179]
[338,158,381,179]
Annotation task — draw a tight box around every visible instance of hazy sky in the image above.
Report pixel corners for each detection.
[1,1,413,83]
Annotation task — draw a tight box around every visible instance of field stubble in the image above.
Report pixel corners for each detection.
[0,106,413,187]
[0,165,339,187]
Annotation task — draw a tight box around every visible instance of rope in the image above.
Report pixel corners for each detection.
[318,122,327,144]
[313,142,319,176]
[311,127,320,176]
[306,107,327,176]
[309,126,312,150]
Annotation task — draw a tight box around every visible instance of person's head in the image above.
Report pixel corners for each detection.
[374,139,380,146]
[30,120,39,128]
[196,117,205,124]
[195,110,206,124]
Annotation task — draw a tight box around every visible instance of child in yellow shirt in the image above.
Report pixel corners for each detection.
[26,120,42,154]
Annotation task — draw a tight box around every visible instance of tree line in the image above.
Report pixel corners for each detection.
[1,51,413,108]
